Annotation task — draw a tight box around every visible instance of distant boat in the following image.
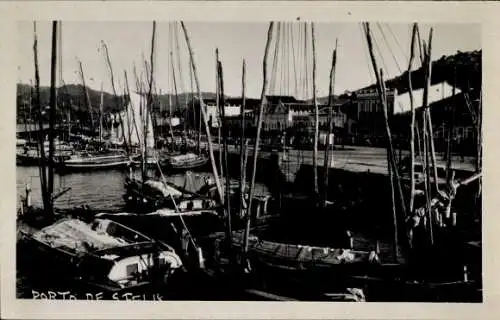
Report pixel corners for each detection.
[164,152,209,171]
[16,142,73,166]
[58,149,133,172]
[17,138,28,147]
[18,217,183,294]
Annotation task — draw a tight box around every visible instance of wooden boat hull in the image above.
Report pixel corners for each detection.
[163,154,209,172]
[58,155,132,172]
[16,154,70,166]
[59,161,131,172]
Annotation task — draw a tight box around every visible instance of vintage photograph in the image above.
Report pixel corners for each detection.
[15,21,482,302]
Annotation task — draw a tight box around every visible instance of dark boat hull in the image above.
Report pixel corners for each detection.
[17,154,70,167]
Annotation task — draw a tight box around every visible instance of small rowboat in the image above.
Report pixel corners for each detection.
[165,152,209,171]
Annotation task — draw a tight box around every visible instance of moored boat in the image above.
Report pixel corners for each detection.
[123,176,219,213]
[164,152,209,171]
[16,146,73,166]
[58,149,133,172]
[18,217,183,295]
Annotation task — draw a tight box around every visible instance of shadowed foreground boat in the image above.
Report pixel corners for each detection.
[17,216,184,296]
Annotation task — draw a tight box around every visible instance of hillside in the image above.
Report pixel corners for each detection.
[361,50,481,95]
[16,83,218,124]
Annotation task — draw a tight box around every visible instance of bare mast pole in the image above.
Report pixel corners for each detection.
[77,60,94,137]
[99,82,104,145]
[364,23,407,220]
[242,22,275,259]
[408,24,418,214]
[33,22,49,215]
[240,59,247,218]
[364,22,402,259]
[311,22,319,196]
[322,39,338,208]
[216,48,223,178]
[446,67,457,182]
[144,21,157,182]
[217,57,233,253]
[422,29,439,192]
[180,21,224,204]
[102,41,130,154]
[123,71,134,147]
[420,40,434,246]
[48,20,58,213]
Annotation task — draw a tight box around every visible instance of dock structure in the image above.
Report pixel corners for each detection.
[206,143,476,181]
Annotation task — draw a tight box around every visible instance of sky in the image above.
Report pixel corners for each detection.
[17,21,481,99]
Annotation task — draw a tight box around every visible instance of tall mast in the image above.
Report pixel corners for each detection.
[77,60,94,136]
[190,59,200,154]
[243,22,274,259]
[217,57,232,253]
[173,25,188,139]
[47,20,58,213]
[25,85,32,144]
[446,67,457,182]
[143,20,156,182]
[311,22,319,196]
[33,22,49,215]
[422,29,439,191]
[180,21,224,204]
[216,48,223,177]
[239,59,247,218]
[322,39,338,208]
[422,32,436,245]
[99,82,104,145]
[101,41,130,154]
[125,70,141,147]
[408,24,418,214]
[364,22,403,260]
[364,24,407,220]
[123,71,133,148]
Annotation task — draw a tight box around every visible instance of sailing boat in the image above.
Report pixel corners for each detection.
[121,89,201,212]
[121,22,217,215]
[57,68,134,172]
[161,24,208,172]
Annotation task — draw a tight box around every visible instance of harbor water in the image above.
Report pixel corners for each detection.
[16,166,270,211]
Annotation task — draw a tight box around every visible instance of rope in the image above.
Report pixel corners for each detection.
[269,22,281,95]
[376,23,403,74]
[358,23,375,84]
[386,23,409,64]
[281,23,287,96]
[297,22,303,99]
[303,22,310,100]
[290,22,298,97]
[370,27,390,79]
[174,22,186,95]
